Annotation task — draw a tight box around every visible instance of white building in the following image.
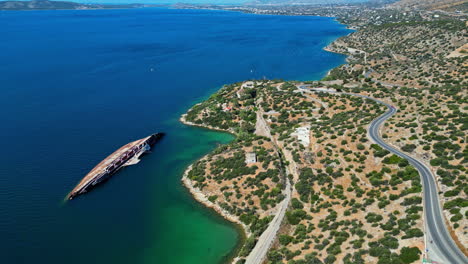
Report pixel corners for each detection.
[241,81,254,89]
[245,152,257,164]
[292,126,311,146]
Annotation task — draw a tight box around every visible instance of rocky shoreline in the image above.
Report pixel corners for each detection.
[180,113,234,134]
[180,163,251,236]
[177,31,353,263]
[179,114,251,244]
[180,114,251,263]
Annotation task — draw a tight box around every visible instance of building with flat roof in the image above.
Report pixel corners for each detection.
[245,152,257,164]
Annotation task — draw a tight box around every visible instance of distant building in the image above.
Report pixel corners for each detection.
[347,48,365,55]
[221,103,232,112]
[241,81,254,89]
[293,126,311,146]
[245,152,257,164]
[237,81,255,99]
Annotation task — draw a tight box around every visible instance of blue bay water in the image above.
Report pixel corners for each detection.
[0,8,350,264]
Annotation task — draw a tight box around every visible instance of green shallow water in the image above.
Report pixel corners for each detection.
[143,124,240,263]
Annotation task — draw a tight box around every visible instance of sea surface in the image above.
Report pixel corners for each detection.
[0,8,350,264]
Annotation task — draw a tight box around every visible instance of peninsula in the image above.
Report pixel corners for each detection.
[180,1,467,263]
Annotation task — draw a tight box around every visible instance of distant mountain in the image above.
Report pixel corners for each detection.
[0,0,79,10]
[0,0,152,10]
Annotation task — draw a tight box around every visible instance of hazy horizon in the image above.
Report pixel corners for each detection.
[1,0,369,5]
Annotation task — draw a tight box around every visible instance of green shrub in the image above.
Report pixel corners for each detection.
[291,198,304,209]
[239,236,257,257]
[399,247,421,263]
[403,228,423,239]
[383,155,403,164]
[369,246,390,257]
[401,144,416,152]
[279,234,293,245]
[208,195,218,202]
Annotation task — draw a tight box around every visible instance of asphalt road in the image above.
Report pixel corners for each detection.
[244,176,291,264]
[309,86,467,264]
[364,95,467,264]
[245,85,467,264]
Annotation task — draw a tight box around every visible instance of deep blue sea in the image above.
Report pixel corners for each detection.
[0,8,350,264]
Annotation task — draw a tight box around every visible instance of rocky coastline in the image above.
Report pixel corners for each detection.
[179,115,251,234]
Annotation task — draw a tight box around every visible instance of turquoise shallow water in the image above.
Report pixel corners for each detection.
[0,8,350,264]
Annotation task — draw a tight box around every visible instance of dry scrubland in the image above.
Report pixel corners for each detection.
[326,20,466,88]
[183,81,427,264]
[389,0,468,11]
[326,16,467,252]
[182,3,467,264]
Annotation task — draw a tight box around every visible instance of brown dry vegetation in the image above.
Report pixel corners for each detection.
[182,6,466,264]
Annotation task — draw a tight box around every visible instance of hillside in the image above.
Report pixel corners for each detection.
[179,2,467,263]
[389,0,468,11]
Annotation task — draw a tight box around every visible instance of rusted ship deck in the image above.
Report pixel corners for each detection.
[67,133,162,200]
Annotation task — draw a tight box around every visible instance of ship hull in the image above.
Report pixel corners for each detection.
[68,133,163,200]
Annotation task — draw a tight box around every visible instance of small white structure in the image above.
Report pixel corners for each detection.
[241,81,254,89]
[245,152,257,164]
[292,126,311,146]
[347,48,362,55]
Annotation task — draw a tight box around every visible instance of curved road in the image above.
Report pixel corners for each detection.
[366,95,467,264]
[244,85,467,264]
[308,86,467,264]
